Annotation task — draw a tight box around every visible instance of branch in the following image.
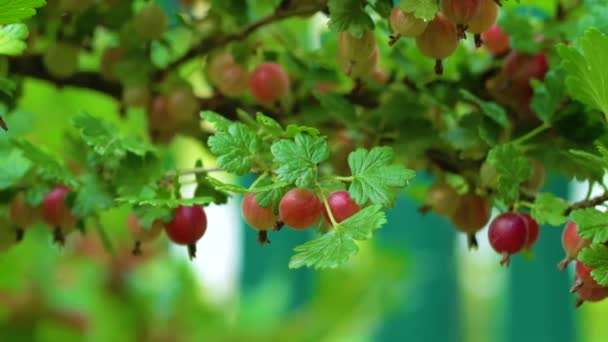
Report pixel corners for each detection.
[161,2,327,76]
[565,192,608,215]
[164,166,223,179]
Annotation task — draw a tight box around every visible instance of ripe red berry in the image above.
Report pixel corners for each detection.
[389,7,427,43]
[242,193,278,230]
[503,52,549,93]
[450,193,491,248]
[481,25,510,56]
[322,191,361,224]
[575,283,608,308]
[249,63,290,105]
[440,0,482,37]
[42,186,78,245]
[488,212,528,266]
[571,261,601,293]
[519,213,540,249]
[415,15,459,74]
[279,188,323,230]
[559,221,591,269]
[425,182,460,217]
[164,205,207,245]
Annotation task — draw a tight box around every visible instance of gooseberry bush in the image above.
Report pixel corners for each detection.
[0,0,608,311]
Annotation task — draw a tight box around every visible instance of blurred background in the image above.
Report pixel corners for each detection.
[1,0,607,341]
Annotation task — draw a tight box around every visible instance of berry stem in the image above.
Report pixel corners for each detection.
[273,220,285,231]
[511,122,550,146]
[132,241,142,256]
[53,226,65,246]
[467,234,479,250]
[434,60,444,75]
[320,193,339,228]
[248,172,268,190]
[569,279,584,293]
[500,252,511,267]
[474,34,482,48]
[388,33,401,47]
[15,227,24,242]
[257,231,271,245]
[558,257,573,270]
[188,244,197,260]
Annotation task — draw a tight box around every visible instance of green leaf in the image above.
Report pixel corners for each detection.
[289,205,386,269]
[206,176,248,194]
[397,0,438,20]
[531,67,566,123]
[133,205,173,228]
[285,124,320,138]
[0,0,46,24]
[201,110,232,132]
[572,208,608,243]
[578,244,608,286]
[498,10,539,54]
[208,122,262,175]
[370,0,392,17]
[271,134,330,187]
[115,152,163,197]
[12,139,77,188]
[348,147,415,207]
[531,193,569,226]
[72,175,114,217]
[254,178,289,214]
[0,148,31,190]
[487,144,531,204]
[117,196,215,208]
[0,24,28,56]
[460,89,509,127]
[327,0,374,38]
[256,112,283,137]
[557,29,608,117]
[193,161,229,205]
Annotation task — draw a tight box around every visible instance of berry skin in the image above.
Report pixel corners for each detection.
[339,48,378,78]
[390,7,427,39]
[488,213,528,266]
[123,86,151,109]
[415,15,459,74]
[134,4,168,41]
[164,205,207,246]
[279,188,323,230]
[10,193,41,231]
[43,42,79,79]
[467,0,498,34]
[100,46,124,81]
[167,87,199,123]
[248,63,290,105]
[0,218,18,252]
[42,186,78,245]
[322,191,361,224]
[242,193,278,231]
[451,194,491,248]
[207,53,249,97]
[519,213,539,249]
[481,25,510,56]
[337,31,376,63]
[440,0,482,37]
[479,161,499,189]
[503,52,549,92]
[559,221,591,269]
[425,182,459,217]
[572,261,601,292]
[575,283,608,308]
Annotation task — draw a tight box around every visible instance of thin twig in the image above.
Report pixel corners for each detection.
[565,192,608,215]
[164,166,223,178]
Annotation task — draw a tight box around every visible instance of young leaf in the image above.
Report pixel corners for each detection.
[12,139,77,188]
[348,147,415,207]
[557,29,608,118]
[397,0,438,20]
[571,208,608,243]
[201,111,232,132]
[487,144,531,204]
[208,123,262,175]
[0,148,31,190]
[531,67,566,123]
[578,244,608,286]
[289,205,386,269]
[460,89,509,128]
[285,124,320,137]
[133,205,173,228]
[531,193,568,226]
[72,175,114,217]
[327,0,374,38]
[0,0,46,24]
[271,134,330,187]
[256,112,283,137]
[0,24,28,56]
